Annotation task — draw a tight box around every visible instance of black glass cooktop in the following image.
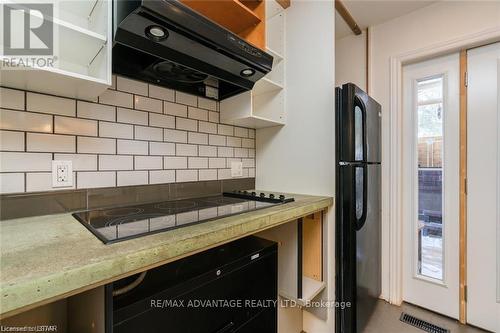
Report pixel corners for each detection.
[73,192,294,244]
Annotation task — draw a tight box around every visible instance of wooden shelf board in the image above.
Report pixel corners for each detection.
[181,0,261,34]
[279,277,326,307]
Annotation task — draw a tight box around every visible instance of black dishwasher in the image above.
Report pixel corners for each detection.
[106,236,278,333]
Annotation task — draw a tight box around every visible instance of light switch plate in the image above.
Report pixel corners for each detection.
[230,161,243,177]
[52,160,73,188]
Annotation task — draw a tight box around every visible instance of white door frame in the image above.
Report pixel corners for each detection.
[387,27,500,306]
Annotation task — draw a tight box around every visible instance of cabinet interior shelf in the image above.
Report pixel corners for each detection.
[266,47,284,64]
[253,78,284,96]
[280,277,326,307]
[181,0,262,34]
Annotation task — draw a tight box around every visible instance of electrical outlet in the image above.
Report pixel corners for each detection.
[52,160,73,188]
[230,161,243,177]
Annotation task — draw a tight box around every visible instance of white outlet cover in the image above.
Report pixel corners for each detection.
[52,160,73,188]
[230,161,243,177]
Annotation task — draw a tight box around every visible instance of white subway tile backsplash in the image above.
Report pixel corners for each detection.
[249,168,255,177]
[234,148,248,158]
[176,169,198,182]
[199,169,217,181]
[218,124,233,136]
[176,92,197,107]
[209,158,225,169]
[27,133,75,153]
[78,137,116,154]
[134,95,162,113]
[117,108,148,125]
[117,77,148,96]
[77,171,116,189]
[234,127,249,138]
[176,144,197,156]
[164,129,187,143]
[226,136,242,147]
[188,132,208,145]
[99,122,133,139]
[242,138,255,148]
[135,126,163,141]
[135,156,162,170]
[116,171,149,186]
[99,155,133,170]
[198,121,217,134]
[149,85,174,102]
[217,147,234,158]
[99,90,133,108]
[149,170,175,184]
[198,97,217,111]
[0,173,24,194]
[0,87,25,110]
[55,116,98,136]
[188,107,208,121]
[242,158,255,167]
[164,101,187,117]
[226,158,241,168]
[217,169,232,180]
[53,154,97,171]
[77,101,115,121]
[27,92,75,116]
[117,139,148,155]
[188,157,208,169]
[149,113,175,129]
[0,75,254,193]
[0,130,24,151]
[149,142,175,156]
[198,145,217,157]
[0,152,52,172]
[26,172,76,192]
[176,117,197,131]
[0,108,52,133]
[209,112,219,123]
[209,134,225,146]
[164,156,187,169]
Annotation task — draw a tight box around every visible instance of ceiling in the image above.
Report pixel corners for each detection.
[335,0,436,39]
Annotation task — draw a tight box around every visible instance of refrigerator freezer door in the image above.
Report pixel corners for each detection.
[356,164,381,332]
[338,84,381,163]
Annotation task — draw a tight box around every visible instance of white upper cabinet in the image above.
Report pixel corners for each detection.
[220,0,286,128]
[0,0,112,100]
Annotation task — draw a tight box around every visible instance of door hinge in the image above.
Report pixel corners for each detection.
[464,71,468,87]
[464,177,467,195]
[464,285,467,302]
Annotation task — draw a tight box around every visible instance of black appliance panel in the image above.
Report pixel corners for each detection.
[112,0,273,101]
[109,236,277,333]
[338,84,381,163]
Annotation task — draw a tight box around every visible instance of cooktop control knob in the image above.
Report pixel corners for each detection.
[279,195,285,200]
[269,194,275,199]
[251,191,256,196]
[243,190,248,195]
[260,193,265,198]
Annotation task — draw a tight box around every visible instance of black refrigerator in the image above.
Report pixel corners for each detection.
[335,83,381,333]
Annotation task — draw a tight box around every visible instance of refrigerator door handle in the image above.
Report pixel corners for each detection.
[354,96,368,162]
[355,165,368,231]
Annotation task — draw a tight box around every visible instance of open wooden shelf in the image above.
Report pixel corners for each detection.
[181,0,261,34]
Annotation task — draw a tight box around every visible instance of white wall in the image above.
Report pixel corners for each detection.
[256,0,335,331]
[335,31,367,90]
[368,1,500,300]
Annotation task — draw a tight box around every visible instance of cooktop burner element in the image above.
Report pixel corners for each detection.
[73,192,294,244]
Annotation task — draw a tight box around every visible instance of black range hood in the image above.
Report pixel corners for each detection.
[112,0,273,101]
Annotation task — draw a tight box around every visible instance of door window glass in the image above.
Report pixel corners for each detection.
[416,76,444,280]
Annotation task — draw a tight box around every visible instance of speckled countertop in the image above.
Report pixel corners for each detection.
[0,192,332,318]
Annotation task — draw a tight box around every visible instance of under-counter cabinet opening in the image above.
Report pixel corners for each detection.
[257,210,326,306]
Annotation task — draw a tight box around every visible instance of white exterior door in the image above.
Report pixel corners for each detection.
[402,53,460,318]
[467,42,500,332]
